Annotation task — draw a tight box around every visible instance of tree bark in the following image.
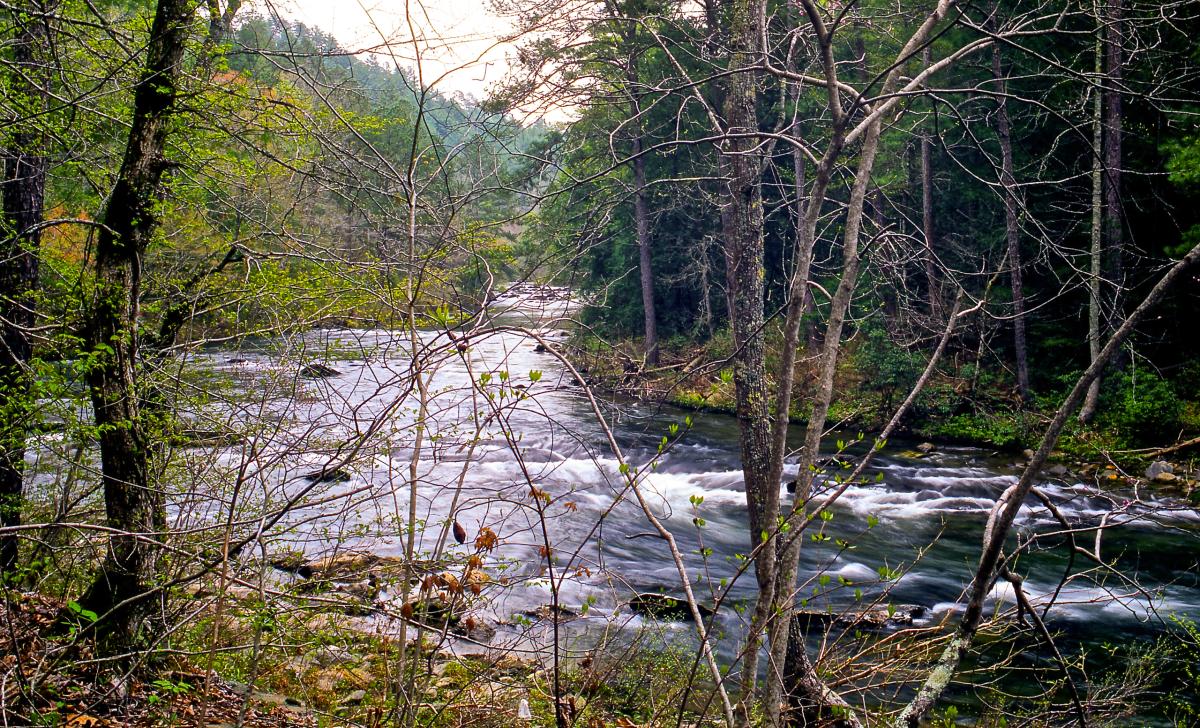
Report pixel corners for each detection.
[1081,23,1104,423]
[0,3,50,573]
[920,46,939,317]
[1103,0,1124,331]
[718,0,776,718]
[77,0,196,654]
[628,29,658,366]
[992,45,1030,402]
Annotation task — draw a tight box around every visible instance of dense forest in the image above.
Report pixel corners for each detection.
[2,0,1200,726]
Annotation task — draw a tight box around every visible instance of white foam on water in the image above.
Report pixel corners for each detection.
[825,483,999,519]
[640,470,746,515]
[836,562,879,582]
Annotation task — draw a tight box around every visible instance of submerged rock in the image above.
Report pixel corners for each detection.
[456,614,497,641]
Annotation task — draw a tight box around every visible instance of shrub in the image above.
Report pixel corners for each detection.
[1098,369,1184,447]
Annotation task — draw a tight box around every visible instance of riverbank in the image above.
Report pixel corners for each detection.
[0,583,717,728]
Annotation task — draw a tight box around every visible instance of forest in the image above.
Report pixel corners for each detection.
[2,0,1200,726]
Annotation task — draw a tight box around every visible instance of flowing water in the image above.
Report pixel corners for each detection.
[176,286,1200,717]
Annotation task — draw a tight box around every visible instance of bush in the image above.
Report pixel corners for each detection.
[1098,369,1184,447]
[854,319,923,413]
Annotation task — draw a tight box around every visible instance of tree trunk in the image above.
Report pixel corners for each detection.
[621,20,658,366]
[920,46,939,317]
[633,148,657,365]
[1081,23,1104,423]
[77,0,195,655]
[0,4,50,573]
[992,45,1030,402]
[791,121,818,350]
[1103,0,1124,331]
[719,0,776,717]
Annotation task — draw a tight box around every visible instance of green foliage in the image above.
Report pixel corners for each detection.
[855,317,923,412]
[1097,369,1184,447]
[924,411,1034,450]
[567,638,702,723]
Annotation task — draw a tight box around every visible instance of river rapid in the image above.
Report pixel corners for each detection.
[180,285,1200,716]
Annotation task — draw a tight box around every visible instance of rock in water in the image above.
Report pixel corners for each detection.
[1145,460,1174,481]
[916,442,936,454]
[793,604,926,630]
[300,363,341,378]
[628,593,714,621]
[305,468,351,483]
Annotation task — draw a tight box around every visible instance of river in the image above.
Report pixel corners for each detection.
[182,285,1200,720]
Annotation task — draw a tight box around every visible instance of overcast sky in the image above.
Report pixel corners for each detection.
[255,0,517,101]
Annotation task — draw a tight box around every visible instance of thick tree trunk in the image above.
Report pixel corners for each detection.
[719,1,776,718]
[1,3,50,573]
[992,46,1030,402]
[77,0,195,654]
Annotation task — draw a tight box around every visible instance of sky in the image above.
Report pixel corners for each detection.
[254,0,518,102]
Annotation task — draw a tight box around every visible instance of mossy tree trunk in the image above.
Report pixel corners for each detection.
[77,0,196,655]
[0,1,51,574]
[718,1,777,717]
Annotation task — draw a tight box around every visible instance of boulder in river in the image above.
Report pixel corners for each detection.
[916,442,936,454]
[521,604,578,622]
[1145,460,1174,481]
[628,593,715,621]
[300,363,341,378]
[304,467,352,483]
